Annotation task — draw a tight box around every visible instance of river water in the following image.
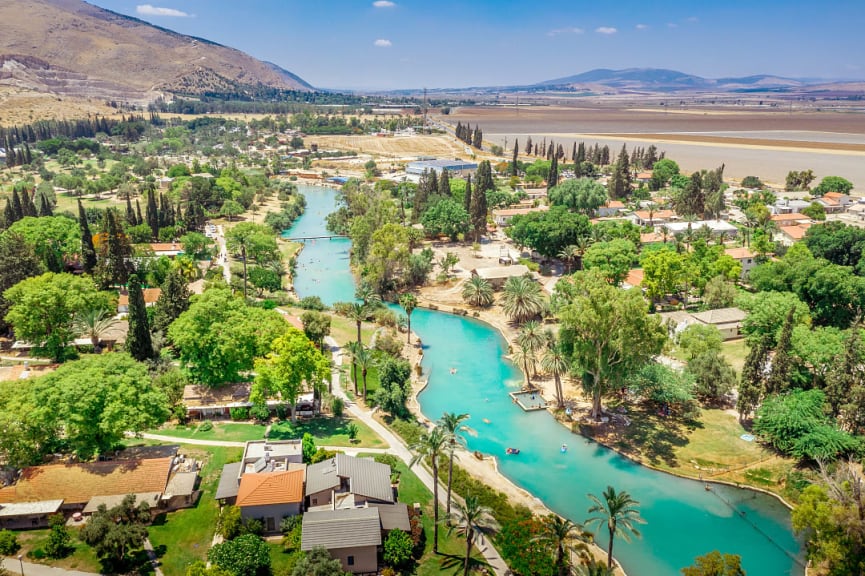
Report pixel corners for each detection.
[285,184,804,576]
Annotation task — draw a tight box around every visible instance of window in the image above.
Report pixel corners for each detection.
[312,498,317,505]
[266,517,275,532]
[347,556,355,566]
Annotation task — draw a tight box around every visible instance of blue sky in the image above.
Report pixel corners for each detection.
[92,1,864,90]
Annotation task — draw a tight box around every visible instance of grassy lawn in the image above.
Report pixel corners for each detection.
[268,541,302,575]
[147,444,244,576]
[595,406,796,497]
[720,338,749,373]
[359,454,487,576]
[327,313,379,348]
[16,528,102,573]
[152,417,387,448]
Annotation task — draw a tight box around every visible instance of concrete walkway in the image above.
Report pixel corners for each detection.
[1,558,96,576]
[325,336,510,576]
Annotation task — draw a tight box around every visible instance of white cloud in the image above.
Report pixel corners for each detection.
[372,1,395,7]
[667,22,678,28]
[547,27,584,37]
[686,16,699,22]
[136,4,191,17]
[595,26,617,35]
[373,38,392,47]
[635,23,649,30]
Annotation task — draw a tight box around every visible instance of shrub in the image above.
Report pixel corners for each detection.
[302,433,316,464]
[197,420,214,432]
[208,534,271,576]
[374,308,398,328]
[374,332,403,357]
[44,513,73,559]
[298,296,326,311]
[310,448,338,464]
[373,453,401,471]
[0,529,21,556]
[389,418,424,446]
[230,407,249,421]
[347,422,359,442]
[249,404,270,422]
[383,530,413,568]
[331,396,344,417]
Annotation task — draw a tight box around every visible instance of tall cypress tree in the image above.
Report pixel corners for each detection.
[471,162,491,242]
[37,193,52,217]
[125,272,154,361]
[97,209,131,288]
[463,174,472,215]
[737,340,770,420]
[577,142,586,164]
[152,268,191,333]
[438,170,451,197]
[511,140,519,176]
[136,199,144,226]
[765,308,795,395]
[21,190,37,218]
[524,137,532,155]
[10,190,23,222]
[3,201,15,228]
[126,194,137,226]
[77,199,98,274]
[548,155,559,189]
[146,190,159,240]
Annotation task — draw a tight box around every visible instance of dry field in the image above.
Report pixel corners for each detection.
[306,134,469,159]
[0,87,121,125]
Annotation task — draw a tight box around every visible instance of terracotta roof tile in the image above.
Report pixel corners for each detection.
[237,470,304,507]
[724,247,756,259]
[0,458,173,505]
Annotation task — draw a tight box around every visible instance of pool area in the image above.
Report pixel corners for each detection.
[286,185,805,576]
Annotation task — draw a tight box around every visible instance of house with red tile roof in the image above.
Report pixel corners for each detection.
[775,223,812,246]
[237,469,305,532]
[117,288,161,313]
[724,247,758,279]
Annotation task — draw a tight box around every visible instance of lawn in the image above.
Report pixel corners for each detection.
[599,406,796,497]
[16,527,102,573]
[327,313,379,348]
[147,444,244,576]
[152,416,388,448]
[357,454,488,576]
[720,338,749,373]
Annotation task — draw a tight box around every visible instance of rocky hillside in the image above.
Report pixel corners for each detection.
[0,0,312,103]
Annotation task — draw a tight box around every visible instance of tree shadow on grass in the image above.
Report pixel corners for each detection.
[438,552,490,575]
[587,403,703,468]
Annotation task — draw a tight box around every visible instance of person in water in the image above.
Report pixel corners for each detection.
[561,443,568,452]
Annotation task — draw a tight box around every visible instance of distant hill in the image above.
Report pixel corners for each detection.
[534,68,824,93]
[0,0,312,103]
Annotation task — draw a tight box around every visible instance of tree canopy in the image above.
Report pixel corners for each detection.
[548,178,608,215]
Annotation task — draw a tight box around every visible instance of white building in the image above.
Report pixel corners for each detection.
[406,159,478,177]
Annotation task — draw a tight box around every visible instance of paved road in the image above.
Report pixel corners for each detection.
[1,558,95,576]
[325,337,510,576]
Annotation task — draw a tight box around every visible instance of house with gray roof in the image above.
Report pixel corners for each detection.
[305,454,394,510]
[301,507,382,574]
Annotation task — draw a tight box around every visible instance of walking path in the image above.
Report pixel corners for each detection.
[1,558,95,576]
[215,224,231,283]
[324,336,510,576]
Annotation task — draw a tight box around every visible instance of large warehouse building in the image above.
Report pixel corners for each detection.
[406,159,478,177]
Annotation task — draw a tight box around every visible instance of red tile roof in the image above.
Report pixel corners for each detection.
[634,209,676,221]
[624,268,644,287]
[771,213,808,222]
[148,243,182,252]
[779,224,811,241]
[118,288,162,307]
[0,458,173,505]
[724,247,756,260]
[237,470,304,507]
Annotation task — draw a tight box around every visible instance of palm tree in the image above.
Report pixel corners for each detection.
[574,560,614,576]
[399,292,417,344]
[346,302,368,386]
[353,344,374,398]
[447,493,500,576]
[586,486,646,571]
[512,344,535,388]
[344,340,361,395]
[558,245,579,274]
[574,236,592,271]
[516,320,545,379]
[439,412,471,516]
[73,308,118,351]
[542,343,570,409]
[501,275,544,324]
[462,276,494,308]
[410,427,450,553]
[533,514,590,576]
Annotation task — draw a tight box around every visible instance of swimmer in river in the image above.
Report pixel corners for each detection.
[450,367,457,374]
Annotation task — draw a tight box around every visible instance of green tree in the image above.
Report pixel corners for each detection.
[152,269,191,333]
[549,178,608,215]
[640,246,687,302]
[462,275,494,308]
[180,232,213,260]
[208,533,271,576]
[44,513,73,559]
[687,351,737,405]
[383,529,413,568]
[651,158,680,190]
[507,206,591,259]
[0,232,42,333]
[125,273,154,361]
[302,433,317,464]
[583,239,637,286]
[703,275,738,309]
[290,547,345,576]
[6,215,80,272]
[80,495,151,569]
[737,291,810,347]
[399,292,417,343]
[95,209,133,288]
[586,486,646,571]
[248,267,281,295]
[439,411,471,516]
[802,202,826,221]
[0,530,20,556]
[557,269,666,418]
[365,223,411,293]
[676,324,723,361]
[422,199,469,240]
[168,289,288,385]
[410,426,450,553]
[534,514,589,576]
[219,199,245,222]
[252,328,330,422]
[447,493,501,576]
[77,199,97,273]
[542,340,570,409]
[301,310,331,350]
[813,176,854,196]
[72,307,118,351]
[226,223,279,299]
[471,161,492,241]
[501,275,545,324]
[4,272,111,362]
[681,551,746,576]
[765,307,795,395]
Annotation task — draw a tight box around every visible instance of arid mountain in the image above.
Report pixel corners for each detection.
[535,68,808,93]
[0,0,312,103]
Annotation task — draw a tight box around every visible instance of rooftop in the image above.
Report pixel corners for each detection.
[214,462,242,500]
[665,220,738,233]
[301,507,382,551]
[82,492,161,514]
[690,307,747,326]
[472,265,531,281]
[771,212,809,222]
[0,500,63,518]
[724,247,757,259]
[118,288,162,307]
[779,224,811,240]
[237,469,304,507]
[0,458,173,505]
[183,383,251,409]
[369,502,411,531]
[305,454,394,503]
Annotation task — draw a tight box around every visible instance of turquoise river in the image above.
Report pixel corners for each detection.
[285,185,804,576]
